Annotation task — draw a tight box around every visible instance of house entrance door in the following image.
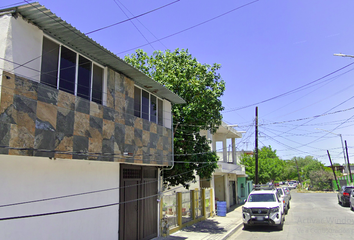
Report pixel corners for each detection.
[120,165,158,240]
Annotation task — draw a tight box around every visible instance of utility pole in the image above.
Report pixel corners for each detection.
[294,157,301,183]
[255,106,259,185]
[345,141,353,183]
[327,150,340,191]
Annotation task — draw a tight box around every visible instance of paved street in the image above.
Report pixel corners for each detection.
[229,191,354,240]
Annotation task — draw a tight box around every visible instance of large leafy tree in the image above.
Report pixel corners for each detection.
[240,146,284,183]
[125,49,225,188]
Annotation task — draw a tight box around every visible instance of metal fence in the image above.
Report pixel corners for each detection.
[162,193,177,228]
[161,188,213,231]
[181,191,192,224]
[205,189,211,217]
[196,190,203,219]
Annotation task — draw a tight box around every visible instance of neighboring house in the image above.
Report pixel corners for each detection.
[200,122,252,211]
[0,3,184,240]
[327,165,345,174]
[344,165,354,175]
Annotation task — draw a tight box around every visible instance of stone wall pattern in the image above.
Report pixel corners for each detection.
[0,71,172,165]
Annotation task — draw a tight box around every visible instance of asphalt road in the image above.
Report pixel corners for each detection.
[229,190,354,240]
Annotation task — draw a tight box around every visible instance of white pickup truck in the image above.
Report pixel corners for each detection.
[242,186,285,230]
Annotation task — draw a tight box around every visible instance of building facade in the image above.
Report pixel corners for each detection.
[0,3,184,240]
[200,122,251,211]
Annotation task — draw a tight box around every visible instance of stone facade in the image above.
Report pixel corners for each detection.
[0,70,172,165]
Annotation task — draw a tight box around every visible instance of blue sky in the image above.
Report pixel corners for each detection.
[3,0,354,165]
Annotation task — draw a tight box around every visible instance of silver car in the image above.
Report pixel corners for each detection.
[282,186,291,200]
[350,189,354,211]
[277,187,290,214]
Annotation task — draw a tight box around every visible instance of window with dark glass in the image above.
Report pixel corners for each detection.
[158,99,163,126]
[92,64,103,104]
[59,46,76,95]
[134,86,164,125]
[150,95,157,123]
[40,37,59,88]
[40,37,104,105]
[134,87,141,117]
[77,56,91,100]
[142,90,149,120]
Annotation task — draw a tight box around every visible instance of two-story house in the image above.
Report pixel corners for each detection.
[200,122,252,212]
[0,3,184,240]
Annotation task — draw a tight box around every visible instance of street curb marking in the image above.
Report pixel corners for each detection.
[221,220,243,240]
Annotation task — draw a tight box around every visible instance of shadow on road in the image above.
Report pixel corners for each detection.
[182,219,227,234]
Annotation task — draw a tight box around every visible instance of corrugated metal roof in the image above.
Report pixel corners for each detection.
[0,2,185,104]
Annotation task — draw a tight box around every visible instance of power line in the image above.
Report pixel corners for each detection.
[0,163,243,221]
[112,0,155,51]
[85,0,181,35]
[117,0,259,55]
[223,60,354,112]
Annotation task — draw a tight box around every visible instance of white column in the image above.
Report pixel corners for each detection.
[222,137,227,163]
[231,138,236,164]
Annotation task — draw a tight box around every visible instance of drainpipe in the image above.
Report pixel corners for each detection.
[158,107,175,236]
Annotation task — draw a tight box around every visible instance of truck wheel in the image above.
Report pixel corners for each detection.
[277,217,284,230]
[243,224,250,230]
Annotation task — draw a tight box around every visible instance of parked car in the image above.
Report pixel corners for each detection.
[337,186,354,207]
[350,189,354,211]
[282,186,291,200]
[288,182,297,190]
[277,187,290,214]
[242,184,285,230]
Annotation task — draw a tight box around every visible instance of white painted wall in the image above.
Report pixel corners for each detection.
[0,14,42,82]
[0,155,120,240]
[0,14,11,80]
[163,100,172,129]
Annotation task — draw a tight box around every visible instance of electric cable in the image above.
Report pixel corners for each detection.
[223,60,354,113]
[117,0,259,55]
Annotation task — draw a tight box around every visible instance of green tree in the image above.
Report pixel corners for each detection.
[125,49,225,188]
[240,146,283,183]
[309,169,334,190]
[293,156,325,180]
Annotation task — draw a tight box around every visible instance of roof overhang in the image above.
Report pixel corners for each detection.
[214,162,246,175]
[214,121,243,138]
[0,2,185,104]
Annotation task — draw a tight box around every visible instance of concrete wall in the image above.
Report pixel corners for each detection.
[0,13,42,82]
[0,155,120,240]
[214,175,225,201]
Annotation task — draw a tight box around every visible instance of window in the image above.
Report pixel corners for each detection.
[40,36,104,104]
[158,99,163,126]
[134,87,141,117]
[134,86,163,125]
[248,194,276,202]
[150,95,157,123]
[142,90,149,120]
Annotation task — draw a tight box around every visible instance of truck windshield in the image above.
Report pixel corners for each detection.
[248,193,276,202]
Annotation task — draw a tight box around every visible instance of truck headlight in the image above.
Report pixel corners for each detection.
[270,207,279,213]
[242,207,251,213]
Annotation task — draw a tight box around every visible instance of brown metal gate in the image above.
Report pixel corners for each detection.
[119,165,158,240]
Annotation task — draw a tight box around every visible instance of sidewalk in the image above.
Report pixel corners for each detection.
[152,204,243,240]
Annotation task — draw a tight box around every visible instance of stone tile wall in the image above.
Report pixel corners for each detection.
[0,70,172,165]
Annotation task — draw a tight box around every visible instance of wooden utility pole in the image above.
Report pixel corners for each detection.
[327,150,340,190]
[255,107,259,185]
[345,140,353,183]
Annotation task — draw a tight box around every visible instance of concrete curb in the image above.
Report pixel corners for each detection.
[220,220,243,240]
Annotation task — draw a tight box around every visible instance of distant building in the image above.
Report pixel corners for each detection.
[326,165,345,173]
